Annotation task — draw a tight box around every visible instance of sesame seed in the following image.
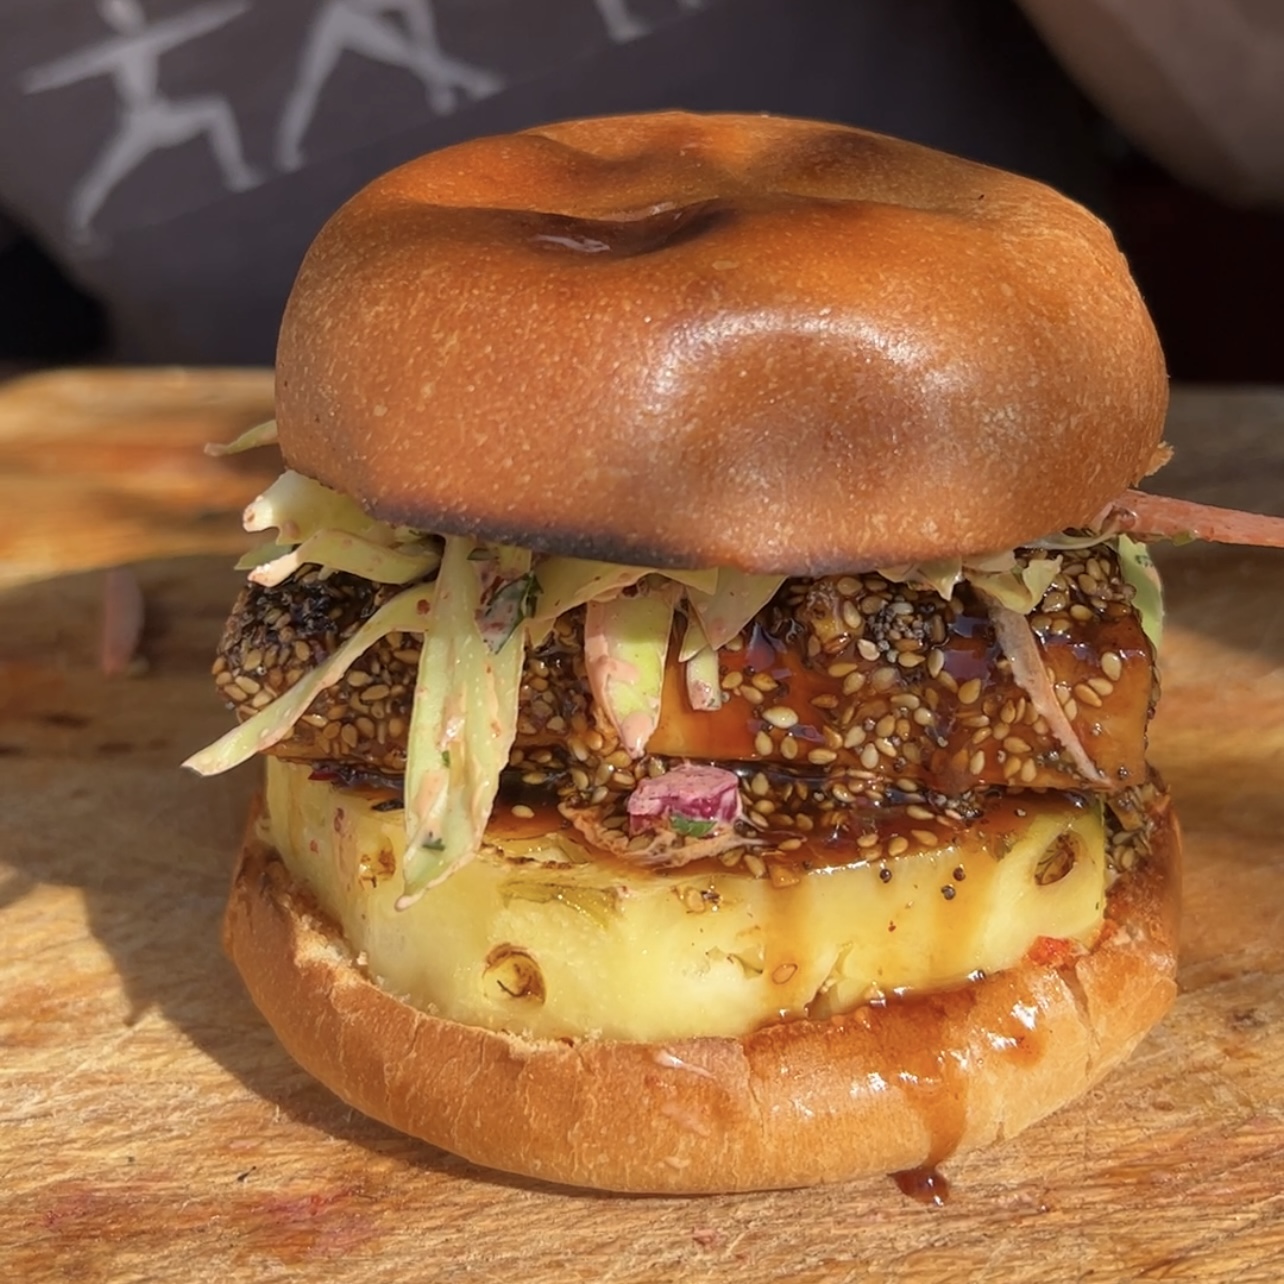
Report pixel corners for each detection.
[511,805,535,819]
[857,639,880,662]
[1087,676,1115,698]
[968,750,986,776]
[887,836,909,857]
[844,726,868,748]
[905,804,934,821]
[741,686,764,706]
[827,661,860,678]
[781,737,799,761]
[1019,758,1039,783]
[1101,651,1124,682]
[754,730,774,757]
[911,829,938,848]
[720,670,743,690]
[1073,682,1104,708]
[807,748,838,766]
[958,678,982,705]
[1003,736,1032,754]
[771,962,798,985]
[751,672,778,693]
[860,744,880,771]
[842,671,865,696]
[763,706,799,729]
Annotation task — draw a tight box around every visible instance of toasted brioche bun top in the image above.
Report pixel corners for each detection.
[275,111,1167,573]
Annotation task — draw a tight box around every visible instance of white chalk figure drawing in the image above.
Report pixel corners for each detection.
[594,0,705,44]
[276,1,505,172]
[21,0,261,246]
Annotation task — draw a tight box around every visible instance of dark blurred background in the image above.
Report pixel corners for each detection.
[1,0,1280,381]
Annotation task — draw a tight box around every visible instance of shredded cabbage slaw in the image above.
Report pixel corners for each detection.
[186,455,1167,904]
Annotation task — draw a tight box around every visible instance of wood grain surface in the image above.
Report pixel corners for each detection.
[0,367,277,591]
[1,375,1282,1282]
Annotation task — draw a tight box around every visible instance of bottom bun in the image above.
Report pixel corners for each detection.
[224,801,1180,1194]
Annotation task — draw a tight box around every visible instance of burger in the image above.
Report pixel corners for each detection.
[188,112,1187,1193]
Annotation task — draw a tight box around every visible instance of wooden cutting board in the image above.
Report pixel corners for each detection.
[2,372,1283,1282]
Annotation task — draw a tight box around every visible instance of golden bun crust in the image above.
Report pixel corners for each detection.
[276,111,1167,574]
[224,800,1180,1194]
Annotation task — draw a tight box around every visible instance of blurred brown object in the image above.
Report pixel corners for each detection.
[1018,0,1284,209]
[0,367,277,590]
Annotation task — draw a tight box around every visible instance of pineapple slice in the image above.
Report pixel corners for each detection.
[265,759,1107,1043]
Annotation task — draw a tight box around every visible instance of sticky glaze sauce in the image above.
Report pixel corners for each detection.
[892,1166,951,1206]
[646,590,1152,794]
